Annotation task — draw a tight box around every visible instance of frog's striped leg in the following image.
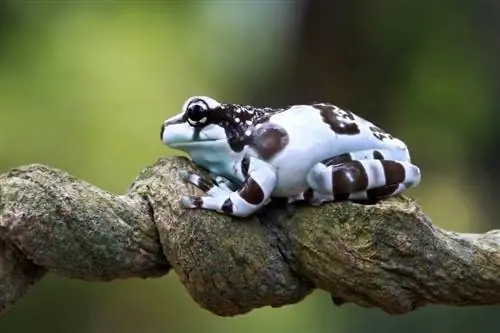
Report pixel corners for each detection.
[322,148,411,166]
[180,157,277,217]
[305,159,421,201]
[294,181,412,207]
[349,183,410,202]
[287,148,417,206]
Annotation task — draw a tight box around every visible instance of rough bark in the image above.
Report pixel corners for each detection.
[0,157,499,317]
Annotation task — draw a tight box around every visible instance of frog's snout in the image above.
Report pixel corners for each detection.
[160,122,166,141]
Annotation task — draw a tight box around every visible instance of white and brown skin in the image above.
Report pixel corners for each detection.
[160,96,421,217]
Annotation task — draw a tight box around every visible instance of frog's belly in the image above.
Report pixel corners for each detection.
[270,152,319,197]
[271,165,311,197]
[264,109,340,197]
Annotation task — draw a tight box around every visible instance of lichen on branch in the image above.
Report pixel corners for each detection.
[1,156,499,317]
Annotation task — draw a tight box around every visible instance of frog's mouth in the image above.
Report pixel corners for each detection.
[167,138,226,147]
[161,121,227,148]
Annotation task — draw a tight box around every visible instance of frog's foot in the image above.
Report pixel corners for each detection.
[293,189,334,206]
[179,170,220,194]
[179,158,277,217]
[179,169,233,211]
[306,159,421,202]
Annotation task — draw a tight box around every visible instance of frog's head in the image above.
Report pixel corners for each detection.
[161,96,254,169]
[161,96,225,148]
[161,95,279,160]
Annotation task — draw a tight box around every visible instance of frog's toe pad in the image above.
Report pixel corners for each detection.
[180,195,202,209]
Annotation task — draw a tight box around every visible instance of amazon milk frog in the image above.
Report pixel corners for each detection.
[160,96,421,217]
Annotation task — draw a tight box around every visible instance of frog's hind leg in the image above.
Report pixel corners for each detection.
[349,182,411,203]
[305,158,421,202]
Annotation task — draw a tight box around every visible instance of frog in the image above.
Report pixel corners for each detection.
[160,96,421,217]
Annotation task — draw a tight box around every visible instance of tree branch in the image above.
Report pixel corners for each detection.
[1,157,499,317]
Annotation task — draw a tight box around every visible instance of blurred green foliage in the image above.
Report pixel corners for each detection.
[1,2,499,333]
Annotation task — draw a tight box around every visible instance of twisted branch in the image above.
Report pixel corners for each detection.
[1,156,499,317]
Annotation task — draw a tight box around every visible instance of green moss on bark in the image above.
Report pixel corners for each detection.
[1,157,500,317]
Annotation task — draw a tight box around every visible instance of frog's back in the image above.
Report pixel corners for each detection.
[268,104,409,160]
[260,104,411,196]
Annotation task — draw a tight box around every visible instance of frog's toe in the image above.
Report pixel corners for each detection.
[180,195,202,209]
[179,169,190,180]
[180,194,234,215]
[180,170,216,193]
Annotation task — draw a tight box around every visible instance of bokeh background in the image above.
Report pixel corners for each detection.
[1,1,500,332]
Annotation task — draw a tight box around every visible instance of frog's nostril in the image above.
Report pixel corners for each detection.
[160,123,166,140]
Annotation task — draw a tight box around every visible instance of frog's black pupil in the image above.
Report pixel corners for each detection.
[188,104,205,121]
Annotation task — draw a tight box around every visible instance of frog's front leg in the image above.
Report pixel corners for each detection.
[212,175,239,192]
[180,157,277,217]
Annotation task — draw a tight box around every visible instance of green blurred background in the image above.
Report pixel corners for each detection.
[1,1,500,332]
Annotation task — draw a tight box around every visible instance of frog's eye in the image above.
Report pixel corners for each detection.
[186,100,210,127]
